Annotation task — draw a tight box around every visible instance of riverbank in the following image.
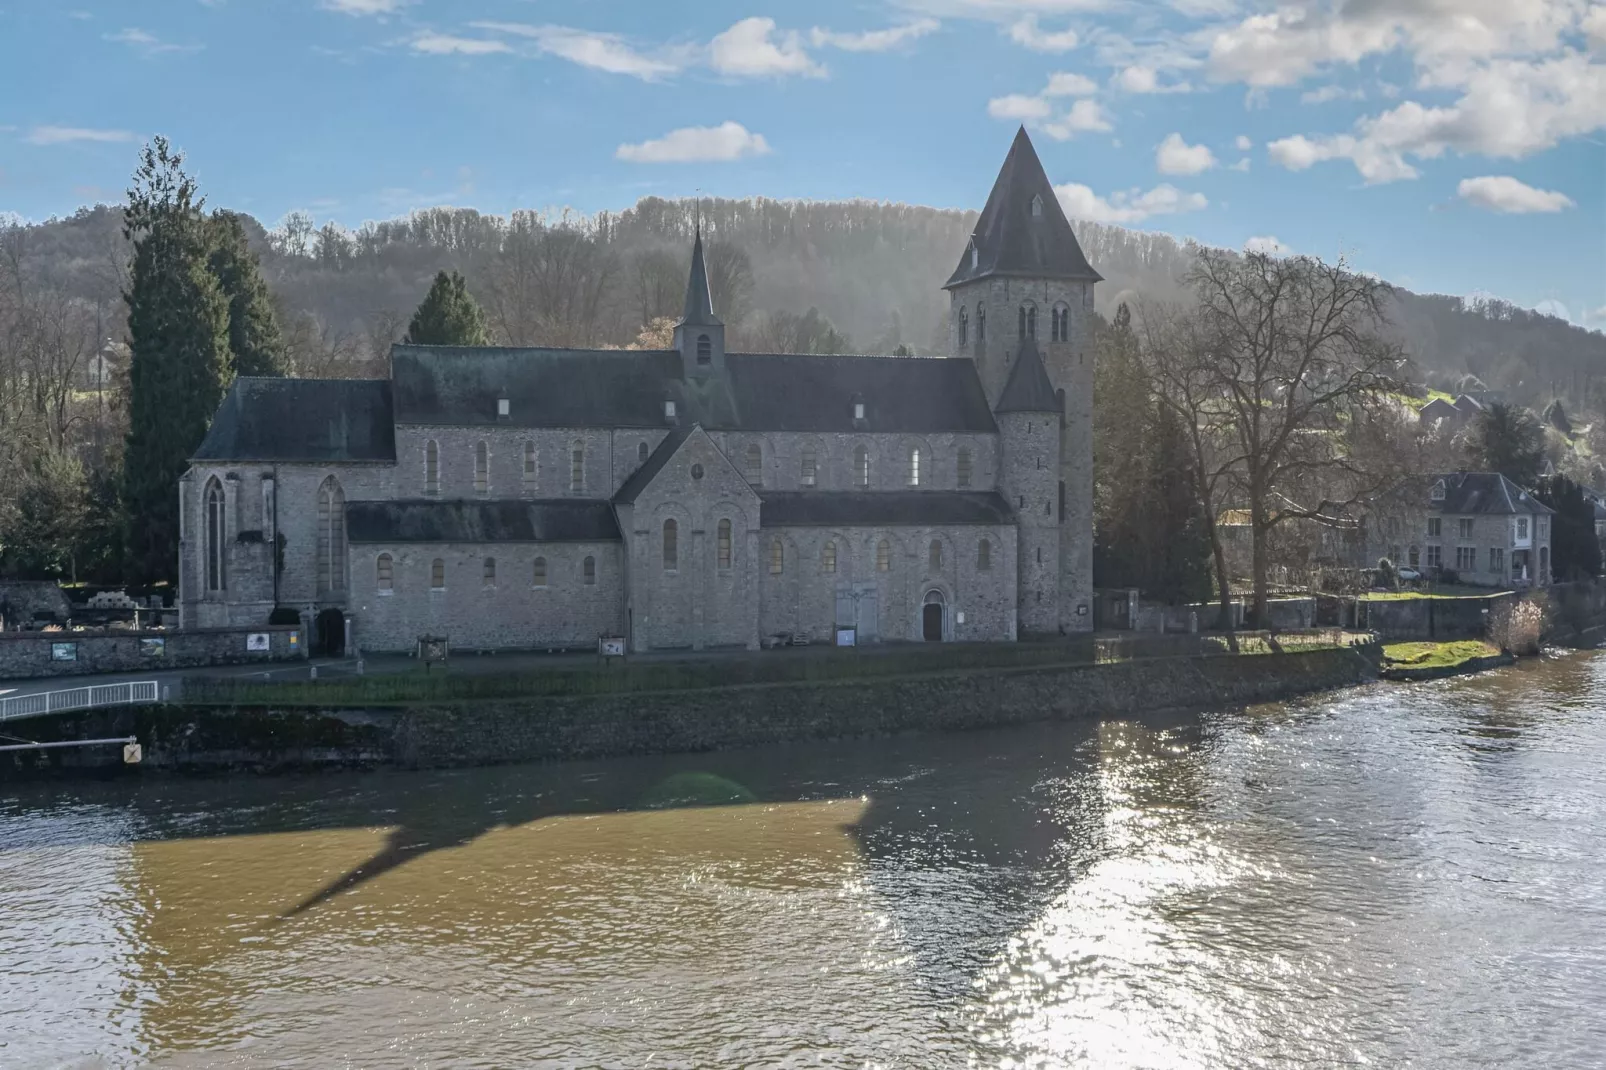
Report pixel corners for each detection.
[1380,640,1515,682]
[4,643,1380,776]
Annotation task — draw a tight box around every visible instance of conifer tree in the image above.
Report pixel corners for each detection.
[404,271,489,346]
[1467,403,1546,487]
[208,210,287,376]
[122,137,231,584]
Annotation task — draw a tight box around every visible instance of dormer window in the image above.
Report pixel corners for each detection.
[497,397,510,417]
[853,402,865,421]
[664,400,677,421]
[1031,194,1044,217]
[696,334,712,365]
[969,240,978,270]
[1431,480,1446,502]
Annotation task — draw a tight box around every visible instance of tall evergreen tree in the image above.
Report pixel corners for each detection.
[1467,403,1546,486]
[208,210,287,376]
[1536,475,1602,581]
[122,137,231,584]
[404,270,489,346]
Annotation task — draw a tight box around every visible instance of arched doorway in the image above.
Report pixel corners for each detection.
[922,589,945,642]
[315,608,345,658]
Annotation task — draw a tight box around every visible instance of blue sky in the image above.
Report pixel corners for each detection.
[2,0,1603,327]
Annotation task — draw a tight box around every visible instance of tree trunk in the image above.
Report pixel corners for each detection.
[1208,522,1238,653]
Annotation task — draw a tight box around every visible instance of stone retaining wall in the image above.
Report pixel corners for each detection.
[0,625,304,680]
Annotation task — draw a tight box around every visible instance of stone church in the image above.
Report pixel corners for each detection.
[178,128,1100,654]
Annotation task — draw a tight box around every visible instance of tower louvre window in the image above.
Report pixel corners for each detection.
[431,558,445,590]
[523,441,537,495]
[876,539,891,572]
[801,448,817,487]
[908,447,921,487]
[855,445,870,487]
[957,447,972,488]
[745,443,763,486]
[570,441,585,492]
[474,441,489,494]
[823,541,837,573]
[376,553,393,592]
[696,334,712,364]
[424,439,440,496]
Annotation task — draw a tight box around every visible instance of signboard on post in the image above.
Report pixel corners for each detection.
[599,636,626,658]
[418,635,449,671]
[245,632,270,652]
[51,642,77,662]
[835,627,857,647]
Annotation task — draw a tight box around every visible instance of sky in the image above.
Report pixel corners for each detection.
[2,0,1603,328]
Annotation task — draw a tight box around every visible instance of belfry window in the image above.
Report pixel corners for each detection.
[745,443,763,486]
[204,478,226,592]
[376,554,394,592]
[696,334,712,365]
[908,447,921,487]
[474,441,489,494]
[801,449,818,487]
[425,439,440,496]
[523,441,537,494]
[957,447,973,488]
[855,445,871,488]
[570,441,585,493]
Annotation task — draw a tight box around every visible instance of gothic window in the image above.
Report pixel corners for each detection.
[570,440,585,493]
[745,443,763,486]
[855,445,870,488]
[957,447,973,488]
[532,557,547,587]
[376,553,394,592]
[908,447,921,487]
[425,439,440,496]
[770,538,784,575]
[663,519,678,571]
[977,539,991,570]
[958,307,968,347]
[638,441,649,465]
[1051,305,1069,342]
[717,519,732,569]
[823,541,837,573]
[876,539,891,572]
[977,304,986,341]
[696,334,712,364]
[316,476,346,592]
[929,539,943,570]
[483,557,496,586]
[583,556,596,585]
[523,441,537,495]
[430,558,445,589]
[474,441,489,494]
[204,478,226,592]
[801,448,818,487]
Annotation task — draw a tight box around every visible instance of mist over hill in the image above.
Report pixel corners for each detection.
[8,195,1604,409]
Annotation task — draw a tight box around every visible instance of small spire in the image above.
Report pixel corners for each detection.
[679,227,721,327]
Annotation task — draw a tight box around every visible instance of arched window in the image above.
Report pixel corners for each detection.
[638,441,649,464]
[801,448,818,487]
[1052,305,1070,342]
[770,538,784,575]
[583,556,596,585]
[376,553,394,592]
[717,519,732,569]
[430,557,445,589]
[978,539,991,570]
[977,304,986,341]
[745,443,763,486]
[854,445,870,488]
[424,439,440,496]
[483,556,496,586]
[929,539,943,570]
[570,440,585,493]
[474,441,489,494]
[958,307,968,347]
[532,557,547,587]
[204,478,226,592]
[523,441,537,494]
[957,447,973,488]
[876,539,892,571]
[316,476,346,591]
[823,541,837,573]
[663,518,678,571]
[696,334,712,364]
[908,447,921,487]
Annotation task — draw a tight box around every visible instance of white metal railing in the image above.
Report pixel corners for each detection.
[0,680,159,723]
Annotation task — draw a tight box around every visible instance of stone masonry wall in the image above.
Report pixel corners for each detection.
[0,625,303,681]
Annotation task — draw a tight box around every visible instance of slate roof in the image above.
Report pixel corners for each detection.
[994,335,1062,413]
[679,229,721,327]
[391,346,997,434]
[193,377,395,463]
[346,499,621,544]
[612,427,693,504]
[759,491,1016,528]
[1432,472,1554,516]
[944,126,1101,289]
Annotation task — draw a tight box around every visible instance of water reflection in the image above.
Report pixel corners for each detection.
[5,652,1606,1067]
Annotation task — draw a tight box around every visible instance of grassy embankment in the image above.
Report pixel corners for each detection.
[1381,640,1501,671]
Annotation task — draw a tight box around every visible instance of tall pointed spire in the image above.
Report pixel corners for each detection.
[680,223,722,327]
[945,126,1101,289]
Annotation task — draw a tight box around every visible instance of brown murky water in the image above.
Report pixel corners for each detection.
[5,652,1606,1068]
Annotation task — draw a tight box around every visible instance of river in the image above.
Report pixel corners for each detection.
[4,651,1605,1068]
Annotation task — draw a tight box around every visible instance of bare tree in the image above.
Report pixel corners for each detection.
[1187,248,1406,626]
[484,211,617,348]
[630,248,683,328]
[704,241,754,327]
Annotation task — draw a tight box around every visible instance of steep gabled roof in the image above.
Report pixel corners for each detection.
[193,377,395,462]
[612,426,694,504]
[1432,472,1555,516]
[994,335,1061,413]
[760,491,1016,528]
[346,500,621,544]
[679,228,722,327]
[944,126,1101,289]
[725,353,996,433]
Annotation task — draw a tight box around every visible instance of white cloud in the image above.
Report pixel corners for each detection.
[1585,304,1606,325]
[616,122,772,163]
[1007,14,1080,52]
[1054,181,1208,223]
[1230,156,1251,171]
[1044,71,1098,95]
[1155,132,1216,174]
[710,17,823,77]
[1457,174,1575,212]
[810,19,939,52]
[1300,83,1364,104]
[104,27,200,54]
[1586,6,1606,51]
[1234,134,1252,150]
[1244,235,1288,254]
[1114,64,1190,92]
[1043,99,1113,138]
[411,33,511,56]
[988,94,1053,120]
[1534,299,1571,320]
[25,126,137,145]
[471,22,684,80]
[320,0,405,14]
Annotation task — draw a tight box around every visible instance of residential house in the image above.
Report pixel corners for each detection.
[1425,472,1553,588]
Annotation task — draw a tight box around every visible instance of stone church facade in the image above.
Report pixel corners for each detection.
[178,129,1101,654]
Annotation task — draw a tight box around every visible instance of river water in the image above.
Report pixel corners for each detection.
[4,652,1605,1069]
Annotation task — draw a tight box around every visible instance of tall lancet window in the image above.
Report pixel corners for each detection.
[204,478,226,592]
[316,476,346,591]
